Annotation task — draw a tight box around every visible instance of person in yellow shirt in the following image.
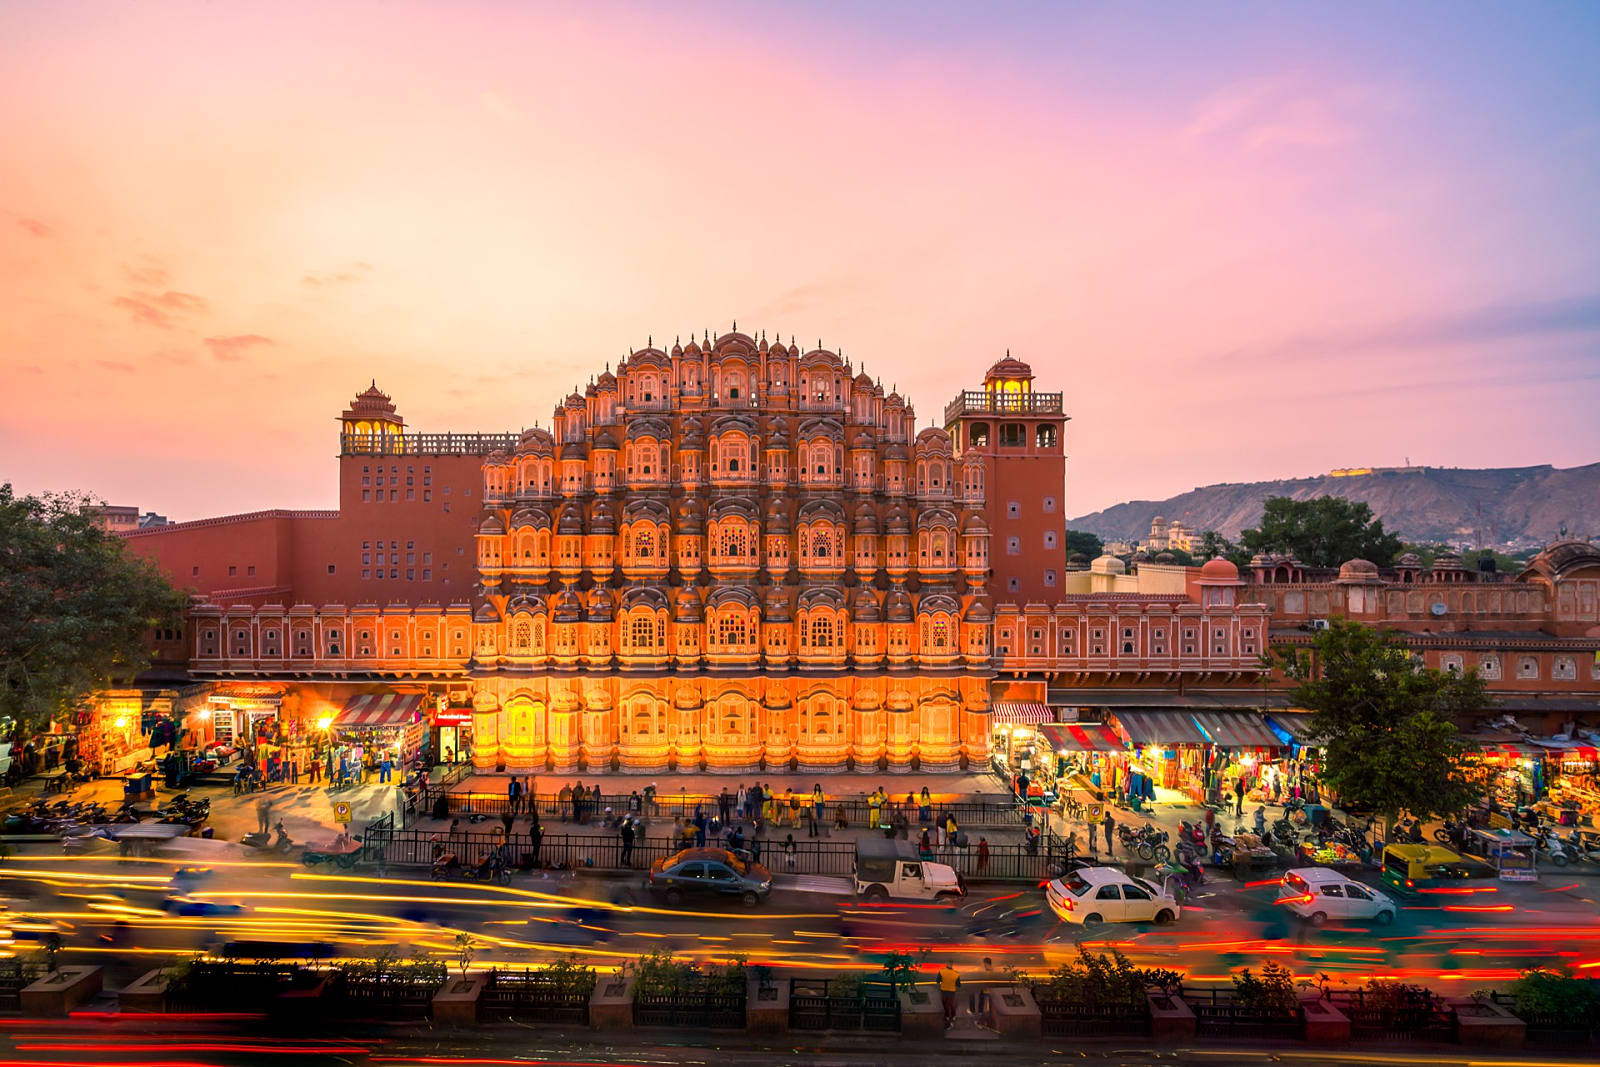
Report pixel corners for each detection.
[937,961,960,1028]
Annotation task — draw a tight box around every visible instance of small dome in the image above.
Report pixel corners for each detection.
[1090,554,1126,575]
[1200,557,1239,581]
[1155,551,1175,563]
[1337,558,1381,581]
[1396,552,1422,568]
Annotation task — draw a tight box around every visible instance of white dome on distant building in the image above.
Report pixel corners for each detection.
[1090,554,1126,576]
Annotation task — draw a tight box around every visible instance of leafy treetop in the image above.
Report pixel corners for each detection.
[0,484,188,738]
[1240,496,1403,568]
[1271,618,1487,834]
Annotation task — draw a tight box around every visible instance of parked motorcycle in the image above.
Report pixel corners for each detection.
[242,820,294,854]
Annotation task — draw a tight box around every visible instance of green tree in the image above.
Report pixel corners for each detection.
[1063,529,1103,560]
[1271,619,1486,840]
[0,485,187,737]
[1197,529,1252,567]
[1241,496,1403,568]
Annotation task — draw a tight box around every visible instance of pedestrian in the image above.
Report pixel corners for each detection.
[945,812,960,852]
[970,956,1000,1019]
[868,787,882,830]
[1233,776,1245,818]
[620,818,635,867]
[789,790,801,829]
[919,828,932,858]
[529,819,543,867]
[834,804,848,831]
[750,831,763,865]
[644,780,658,815]
[937,960,960,1029]
[1102,809,1115,856]
[783,832,796,869]
[736,782,748,821]
[501,809,515,839]
[1253,805,1267,836]
[507,775,519,814]
[936,811,947,849]
[308,753,321,784]
[811,783,824,838]
[977,835,989,873]
[256,796,273,834]
[919,786,932,825]
[290,757,300,785]
[628,790,642,815]
[558,783,572,822]
[718,787,732,826]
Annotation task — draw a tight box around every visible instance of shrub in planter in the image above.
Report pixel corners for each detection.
[1503,967,1600,1018]
[880,949,930,1002]
[539,956,597,998]
[1231,961,1299,1017]
[1038,947,1181,1007]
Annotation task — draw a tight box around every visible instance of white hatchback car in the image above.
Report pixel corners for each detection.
[1046,866,1182,926]
[1277,867,1397,926]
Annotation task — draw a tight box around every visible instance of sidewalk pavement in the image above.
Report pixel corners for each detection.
[449,771,1016,803]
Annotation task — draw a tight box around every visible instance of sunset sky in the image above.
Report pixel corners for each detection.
[2,1,1597,520]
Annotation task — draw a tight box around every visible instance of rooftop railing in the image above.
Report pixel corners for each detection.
[943,390,1064,422]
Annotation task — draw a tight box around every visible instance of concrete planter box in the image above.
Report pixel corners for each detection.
[21,967,102,1017]
[985,985,1041,1040]
[119,968,172,1013]
[1450,996,1525,1050]
[898,987,944,1038]
[432,974,487,1026]
[589,975,635,1031]
[1147,990,1196,1041]
[746,978,788,1035]
[1299,994,1350,1044]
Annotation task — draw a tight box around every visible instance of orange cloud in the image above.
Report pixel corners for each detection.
[112,290,209,329]
[16,216,50,238]
[204,334,275,361]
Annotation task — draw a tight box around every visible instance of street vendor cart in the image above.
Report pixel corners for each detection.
[1467,826,1539,883]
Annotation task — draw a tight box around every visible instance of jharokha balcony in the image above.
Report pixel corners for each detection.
[941,388,1064,422]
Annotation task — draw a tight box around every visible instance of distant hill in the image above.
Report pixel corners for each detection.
[1069,463,1600,547]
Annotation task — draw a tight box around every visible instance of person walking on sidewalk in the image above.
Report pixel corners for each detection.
[868,787,882,830]
[619,818,635,868]
[718,787,732,827]
[1233,776,1246,818]
[937,961,960,1029]
[1102,809,1116,856]
[736,782,748,822]
[507,776,519,815]
[976,835,989,874]
[811,784,824,838]
[256,796,273,835]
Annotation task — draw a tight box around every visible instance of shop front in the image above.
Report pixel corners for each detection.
[1107,710,1211,807]
[431,694,473,768]
[329,692,425,784]
[1536,739,1599,827]
[1036,722,1123,818]
[1465,735,1545,810]
[202,687,285,755]
[1190,710,1289,810]
[989,702,1055,787]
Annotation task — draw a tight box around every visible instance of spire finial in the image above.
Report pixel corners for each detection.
[647,334,652,347]
[732,319,737,332]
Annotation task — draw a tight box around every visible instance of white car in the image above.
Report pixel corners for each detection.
[1046,866,1181,926]
[1277,867,1396,927]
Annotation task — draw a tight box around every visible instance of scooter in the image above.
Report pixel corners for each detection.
[1534,827,1571,867]
[242,820,293,854]
[1566,830,1600,864]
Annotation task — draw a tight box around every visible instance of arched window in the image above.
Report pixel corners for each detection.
[629,614,656,651]
[514,621,531,649]
[718,613,748,647]
[810,615,834,648]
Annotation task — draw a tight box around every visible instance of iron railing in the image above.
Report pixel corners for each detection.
[1031,993,1150,1038]
[788,978,900,1031]
[482,969,593,1024]
[1326,988,1455,1042]
[1183,988,1302,1041]
[632,988,746,1028]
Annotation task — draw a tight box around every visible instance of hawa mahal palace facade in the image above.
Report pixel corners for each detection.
[119,329,1600,775]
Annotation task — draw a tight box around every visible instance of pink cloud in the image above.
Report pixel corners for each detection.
[112,290,208,329]
[16,216,51,238]
[204,334,275,361]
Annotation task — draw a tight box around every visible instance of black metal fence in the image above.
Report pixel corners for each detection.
[361,824,1067,883]
[1327,988,1454,1042]
[1183,988,1302,1041]
[788,978,901,1031]
[0,960,41,1014]
[414,788,1025,830]
[1031,993,1150,1038]
[166,962,311,1010]
[1490,994,1599,1048]
[482,969,592,1025]
[335,974,442,1018]
[633,988,746,1029]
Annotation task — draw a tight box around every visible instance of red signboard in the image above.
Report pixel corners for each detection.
[433,709,473,726]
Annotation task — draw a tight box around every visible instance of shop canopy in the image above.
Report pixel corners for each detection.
[1532,738,1600,761]
[335,693,423,730]
[1110,710,1209,747]
[1267,713,1325,746]
[1190,710,1284,750]
[1038,722,1124,753]
[1464,735,1544,759]
[990,702,1055,725]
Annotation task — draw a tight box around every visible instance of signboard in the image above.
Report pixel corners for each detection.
[333,801,353,825]
[434,709,472,726]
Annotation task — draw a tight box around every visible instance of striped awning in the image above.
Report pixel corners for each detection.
[1465,735,1542,759]
[335,693,423,729]
[1110,710,1208,746]
[1533,739,1600,761]
[1267,713,1325,746]
[1191,710,1283,750]
[990,702,1054,725]
[1039,722,1124,753]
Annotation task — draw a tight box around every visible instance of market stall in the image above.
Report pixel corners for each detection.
[989,701,1055,793]
[1532,738,1599,828]
[329,693,425,784]
[1036,722,1123,819]
[1107,710,1210,807]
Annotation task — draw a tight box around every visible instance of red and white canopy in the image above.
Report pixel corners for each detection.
[334,693,423,730]
[1038,722,1123,753]
[990,702,1055,725]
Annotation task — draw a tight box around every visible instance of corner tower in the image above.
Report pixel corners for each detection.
[944,353,1067,602]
